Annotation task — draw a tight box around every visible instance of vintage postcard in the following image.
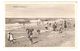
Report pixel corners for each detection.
[5,1,76,47]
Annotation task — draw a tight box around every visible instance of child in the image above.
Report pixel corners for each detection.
[26,28,34,44]
[8,32,15,44]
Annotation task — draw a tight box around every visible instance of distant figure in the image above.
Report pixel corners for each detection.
[59,25,63,33]
[45,23,48,30]
[64,20,67,28]
[8,32,15,43]
[52,22,57,31]
[37,29,40,34]
[26,28,34,44]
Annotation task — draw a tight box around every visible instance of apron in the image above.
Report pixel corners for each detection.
[9,34,13,40]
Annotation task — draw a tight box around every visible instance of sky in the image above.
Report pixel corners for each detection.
[6,4,75,18]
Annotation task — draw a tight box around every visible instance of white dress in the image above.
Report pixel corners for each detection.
[9,34,13,40]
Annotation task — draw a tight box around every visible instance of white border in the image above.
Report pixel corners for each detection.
[0,0,80,51]
[5,1,76,4]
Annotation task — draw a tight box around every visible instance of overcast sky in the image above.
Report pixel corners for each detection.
[6,4,75,18]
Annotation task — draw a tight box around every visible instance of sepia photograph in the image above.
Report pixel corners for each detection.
[5,2,75,47]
